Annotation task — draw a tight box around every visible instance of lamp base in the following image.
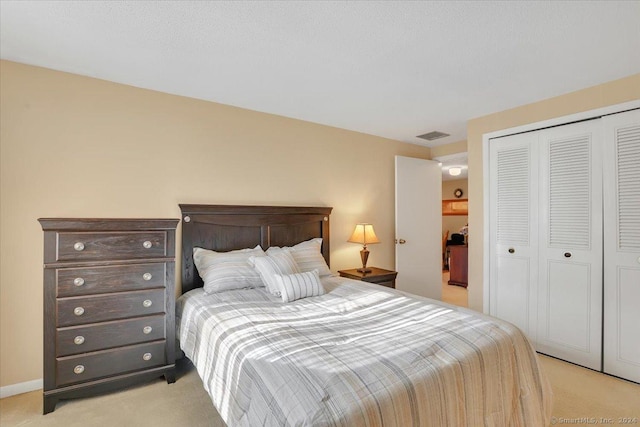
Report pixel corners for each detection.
[358,247,371,273]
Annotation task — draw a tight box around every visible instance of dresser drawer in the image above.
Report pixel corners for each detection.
[56,231,167,261]
[57,289,165,327]
[56,341,166,387]
[57,315,166,357]
[57,263,166,297]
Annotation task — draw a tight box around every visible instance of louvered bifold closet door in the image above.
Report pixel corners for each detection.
[536,119,603,370]
[489,132,539,340]
[603,109,640,383]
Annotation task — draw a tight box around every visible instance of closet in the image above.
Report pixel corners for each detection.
[488,108,640,383]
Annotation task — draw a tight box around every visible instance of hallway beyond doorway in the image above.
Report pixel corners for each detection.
[442,271,468,307]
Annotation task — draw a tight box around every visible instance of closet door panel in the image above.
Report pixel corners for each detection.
[616,269,640,365]
[489,133,538,339]
[494,256,531,334]
[603,109,640,383]
[537,120,603,370]
[545,261,591,349]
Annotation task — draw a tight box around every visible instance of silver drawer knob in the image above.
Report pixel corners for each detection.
[142,299,152,308]
[143,326,153,334]
[73,242,85,251]
[142,352,152,361]
[143,273,152,281]
[73,277,85,287]
[183,215,191,223]
[74,307,85,316]
[143,240,152,249]
[74,336,85,345]
[74,365,85,374]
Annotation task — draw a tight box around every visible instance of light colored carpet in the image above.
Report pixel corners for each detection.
[2,355,638,426]
[441,271,468,308]
[540,355,640,424]
[3,278,638,426]
[0,359,224,427]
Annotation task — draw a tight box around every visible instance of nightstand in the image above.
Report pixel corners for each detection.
[338,267,398,289]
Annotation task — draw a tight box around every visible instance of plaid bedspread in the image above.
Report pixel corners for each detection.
[177,277,552,427]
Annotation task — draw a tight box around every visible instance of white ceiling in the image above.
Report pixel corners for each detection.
[1,1,639,148]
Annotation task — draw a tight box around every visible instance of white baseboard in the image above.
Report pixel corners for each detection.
[0,378,42,399]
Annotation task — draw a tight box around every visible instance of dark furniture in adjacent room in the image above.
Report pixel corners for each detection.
[443,232,466,270]
[447,244,468,288]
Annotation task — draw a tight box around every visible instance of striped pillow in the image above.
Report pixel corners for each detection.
[249,250,301,296]
[267,238,332,277]
[273,270,325,303]
[193,245,266,294]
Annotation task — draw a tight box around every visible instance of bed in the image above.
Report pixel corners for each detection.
[176,204,552,426]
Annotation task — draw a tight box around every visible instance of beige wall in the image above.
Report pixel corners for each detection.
[430,139,467,158]
[442,178,468,201]
[466,73,640,312]
[0,61,432,388]
[442,179,468,238]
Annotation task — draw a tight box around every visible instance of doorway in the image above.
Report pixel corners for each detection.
[435,152,469,307]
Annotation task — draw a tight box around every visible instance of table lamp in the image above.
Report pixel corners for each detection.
[348,223,380,273]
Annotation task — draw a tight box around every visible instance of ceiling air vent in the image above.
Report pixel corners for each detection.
[417,131,450,141]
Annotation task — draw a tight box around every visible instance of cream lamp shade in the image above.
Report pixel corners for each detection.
[348,223,380,272]
[348,223,380,246]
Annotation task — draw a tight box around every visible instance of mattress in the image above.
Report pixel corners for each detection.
[177,276,552,426]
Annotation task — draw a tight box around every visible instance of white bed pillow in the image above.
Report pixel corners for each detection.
[193,245,266,294]
[267,238,331,277]
[273,270,325,303]
[249,250,301,296]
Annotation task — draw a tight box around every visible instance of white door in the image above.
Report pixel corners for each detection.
[603,109,640,382]
[488,132,539,339]
[395,156,442,299]
[536,120,603,370]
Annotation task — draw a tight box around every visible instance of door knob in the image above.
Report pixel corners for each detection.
[397,239,406,244]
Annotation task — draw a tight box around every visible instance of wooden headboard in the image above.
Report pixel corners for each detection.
[179,204,333,294]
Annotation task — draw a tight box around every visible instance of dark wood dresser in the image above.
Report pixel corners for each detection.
[338,267,398,288]
[447,245,468,288]
[38,218,179,414]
